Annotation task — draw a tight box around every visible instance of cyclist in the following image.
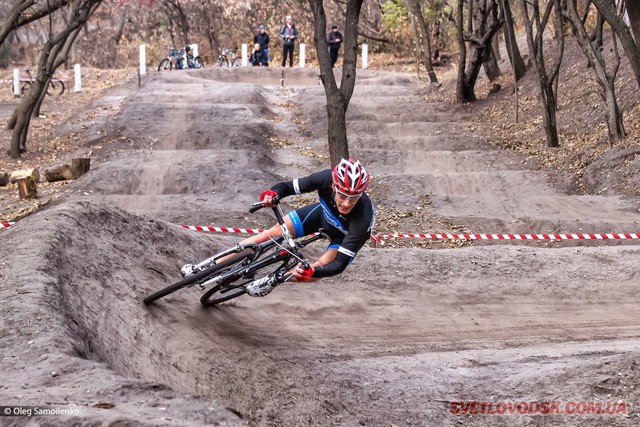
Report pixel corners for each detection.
[243,158,375,297]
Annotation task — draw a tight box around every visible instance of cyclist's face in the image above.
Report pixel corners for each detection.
[334,188,361,214]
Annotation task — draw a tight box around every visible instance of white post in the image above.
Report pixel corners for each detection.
[241,43,248,66]
[190,44,199,58]
[299,43,306,68]
[74,64,82,92]
[139,44,147,76]
[362,44,369,70]
[12,68,20,97]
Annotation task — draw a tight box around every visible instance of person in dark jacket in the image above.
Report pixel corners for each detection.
[279,15,299,67]
[327,24,343,67]
[253,24,270,65]
[250,43,268,66]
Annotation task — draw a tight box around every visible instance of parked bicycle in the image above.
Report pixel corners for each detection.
[216,48,239,67]
[9,68,65,96]
[143,197,326,306]
[158,46,203,71]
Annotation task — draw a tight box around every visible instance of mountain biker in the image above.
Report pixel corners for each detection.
[244,158,374,297]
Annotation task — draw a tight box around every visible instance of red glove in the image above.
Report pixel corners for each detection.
[260,189,278,202]
[296,263,315,282]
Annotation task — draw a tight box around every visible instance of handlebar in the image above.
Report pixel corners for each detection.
[249,195,280,213]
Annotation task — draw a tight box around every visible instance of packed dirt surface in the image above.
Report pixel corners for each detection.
[2,66,640,426]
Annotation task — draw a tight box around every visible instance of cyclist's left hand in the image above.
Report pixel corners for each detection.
[260,189,279,207]
[293,263,314,282]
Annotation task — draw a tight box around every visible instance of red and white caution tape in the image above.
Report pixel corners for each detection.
[181,225,265,234]
[378,232,640,241]
[3,220,639,243]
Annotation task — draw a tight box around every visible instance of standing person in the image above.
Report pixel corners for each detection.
[327,24,343,68]
[280,15,299,67]
[254,24,270,65]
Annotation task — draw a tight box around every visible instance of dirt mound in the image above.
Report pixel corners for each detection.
[0,200,242,425]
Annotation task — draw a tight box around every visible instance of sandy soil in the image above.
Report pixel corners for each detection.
[2,66,640,426]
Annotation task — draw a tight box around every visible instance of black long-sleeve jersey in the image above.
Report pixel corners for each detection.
[271,169,375,278]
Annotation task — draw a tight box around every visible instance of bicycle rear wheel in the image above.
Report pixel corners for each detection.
[47,80,64,95]
[200,280,248,306]
[158,59,172,71]
[143,250,252,304]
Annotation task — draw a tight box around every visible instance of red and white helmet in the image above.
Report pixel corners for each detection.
[332,158,370,195]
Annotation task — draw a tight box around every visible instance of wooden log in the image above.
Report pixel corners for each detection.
[44,164,74,182]
[70,158,90,179]
[0,171,8,187]
[17,177,37,200]
[9,168,40,183]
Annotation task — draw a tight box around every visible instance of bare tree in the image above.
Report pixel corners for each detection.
[519,0,564,148]
[499,0,526,80]
[0,0,72,48]
[404,0,438,83]
[308,0,365,165]
[9,0,103,158]
[626,0,640,43]
[591,0,640,90]
[456,0,503,102]
[564,0,624,143]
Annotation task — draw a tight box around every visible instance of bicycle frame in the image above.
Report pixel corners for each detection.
[196,201,324,291]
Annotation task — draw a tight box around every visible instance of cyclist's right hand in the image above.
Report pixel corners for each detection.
[260,189,279,207]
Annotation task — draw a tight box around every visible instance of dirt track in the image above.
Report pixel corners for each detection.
[2,67,640,426]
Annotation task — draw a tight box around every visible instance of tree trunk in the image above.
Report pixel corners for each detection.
[456,0,467,102]
[17,177,38,200]
[309,0,364,165]
[519,0,564,148]
[9,0,102,158]
[492,28,501,60]
[591,0,640,90]
[565,0,624,143]
[483,43,501,81]
[457,0,503,101]
[411,0,438,83]
[626,1,640,43]
[500,0,527,80]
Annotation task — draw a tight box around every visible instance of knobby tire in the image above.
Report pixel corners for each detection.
[200,281,248,307]
[47,80,64,96]
[143,250,252,304]
[193,56,204,68]
[158,59,172,71]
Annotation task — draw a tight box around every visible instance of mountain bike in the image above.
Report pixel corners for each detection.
[216,48,239,67]
[158,47,203,70]
[158,47,182,71]
[10,68,65,95]
[143,197,326,306]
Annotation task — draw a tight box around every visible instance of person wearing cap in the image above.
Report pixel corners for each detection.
[327,24,343,68]
[279,15,299,67]
[253,24,270,65]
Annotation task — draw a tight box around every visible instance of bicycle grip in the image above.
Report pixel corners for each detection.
[248,196,280,213]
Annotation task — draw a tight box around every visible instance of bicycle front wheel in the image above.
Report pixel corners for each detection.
[158,59,172,71]
[200,281,248,306]
[217,57,227,67]
[143,250,252,304]
[193,56,204,68]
